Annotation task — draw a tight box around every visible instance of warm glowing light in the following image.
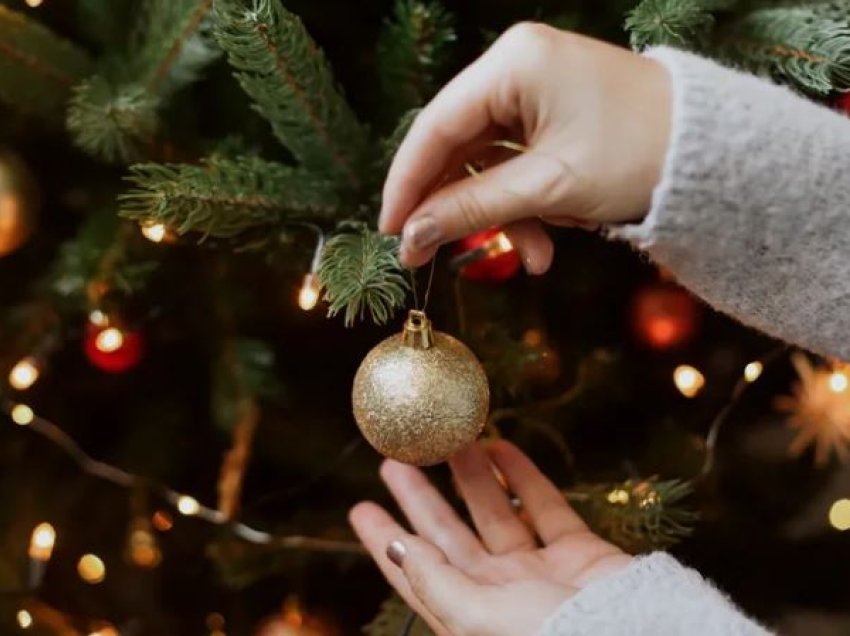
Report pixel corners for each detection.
[25,0,43,7]
[129,529,161,568]
[829,499,850,530]
[140,223,168,243]
[77,554,106,584]
[88,309,108,327]
[95,328,124,353]
[297,273,320,311]
[11,404,34,426]
[829,371,849,394]
[673,365,705,398]
[206,613,226,631]
[743,361,763,383]
[16,609,33,629]
[606,489,630,505]
[486,232,514,256]
[151,510,173,531]
[87,626,118,636]
[177,495,200,516]
[29,523,56,561]
[9,357,40,390]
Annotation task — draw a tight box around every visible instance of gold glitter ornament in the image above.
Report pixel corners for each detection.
[352,310,490,466]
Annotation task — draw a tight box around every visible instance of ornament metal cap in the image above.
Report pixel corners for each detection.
[402,310,433,349]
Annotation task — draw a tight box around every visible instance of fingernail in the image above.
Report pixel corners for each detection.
[403,215,441,251]
[387,540,407,567]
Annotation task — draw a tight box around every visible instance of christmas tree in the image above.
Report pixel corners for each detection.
[2,0,850,633]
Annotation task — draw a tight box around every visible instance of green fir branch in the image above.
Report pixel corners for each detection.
[67,76,160,164]
[568,478,697,553]
[213,338,279,433]
[377,0,456,120]
[319,226,409,327]
[626,0,738,49]
[120,156,342,238]
[0,5,93,122]
[213,0,368,188]
[715,5,850,94]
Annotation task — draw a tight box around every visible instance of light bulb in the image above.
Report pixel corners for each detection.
[95,328,124,353]
[9,357,40,390]
[297,273,320,311]
[141,223,168,243]
[77,554,106,584]
[25,0,43,7]
[177,495,200,516]
[11,403,34,426]
[743,361,763,383]
[487,232,514,256]
[88,309,108,327]
[151,510,173,531]
[673,365,705,398]
[829,371,849,394]
[29,522,56,561]
[829,499,850,530]
[16,609,33,629]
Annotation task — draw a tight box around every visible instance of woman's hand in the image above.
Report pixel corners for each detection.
[350,441,632,636]
[379,24,672,274]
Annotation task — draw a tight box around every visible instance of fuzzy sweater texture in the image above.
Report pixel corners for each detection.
[541,46,850,635]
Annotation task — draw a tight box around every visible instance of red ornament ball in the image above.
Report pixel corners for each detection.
[631,283,700,350]
[836,92,850,115]
[83,323,144,373]
[454,228,521,282]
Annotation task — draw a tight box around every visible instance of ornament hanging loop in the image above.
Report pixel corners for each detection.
[402,310,433,350]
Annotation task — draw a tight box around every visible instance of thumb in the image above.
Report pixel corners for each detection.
[388,536,488,635]
[399,150,582,268]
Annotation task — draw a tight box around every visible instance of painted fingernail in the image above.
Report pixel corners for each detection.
[387,540,407,567]
[403,215,441,251]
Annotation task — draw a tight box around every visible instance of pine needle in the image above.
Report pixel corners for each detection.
[319,226,409,327]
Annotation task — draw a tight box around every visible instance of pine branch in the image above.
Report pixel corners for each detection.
[715,5,850,94]
[67,76,160,164]
[120,156,342,238]
[626,0,738,49]
[213,0,368,188]
[0,5,92,122]
[131,0,218,96]
[568,478,697,553]
[319,225,409,327]
[377,0,456,121]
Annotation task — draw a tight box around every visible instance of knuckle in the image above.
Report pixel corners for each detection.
[453,189,491,233]
[500,21,553,48]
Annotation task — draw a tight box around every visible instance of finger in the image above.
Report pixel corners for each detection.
[450,443,536,554]
[380,460,487,567]
[398,150,581,268]
[487,440,587,544]
[380,33,526,235]
[389,534,491,636]
[502,219,554,275]
[349,502,448,633]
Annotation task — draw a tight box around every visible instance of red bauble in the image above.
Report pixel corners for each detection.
[83,323,144,373]
[836,92,850,115]
[454,228,521,282]
[631,283,700,349]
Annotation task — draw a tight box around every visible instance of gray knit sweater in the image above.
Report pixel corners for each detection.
[540,46,850,635]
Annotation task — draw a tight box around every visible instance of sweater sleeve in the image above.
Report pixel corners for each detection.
[538,553,771,636]
[609,47,850,361]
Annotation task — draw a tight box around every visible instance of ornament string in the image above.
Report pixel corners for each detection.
[407,256,438,313]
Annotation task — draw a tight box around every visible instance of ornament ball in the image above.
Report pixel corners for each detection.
[352,310,490,466]
[0,150,38,257]
[454,228,521,282]
[84,323,144,373]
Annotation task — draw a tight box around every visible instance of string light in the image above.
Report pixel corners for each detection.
[95,327,124,353]
[606,488,630,505]
[829,499,850,531]
[87,625,118,636]
[673,365,705,398]
[24,0,43,7]
[743,361,763,383]
[77,554,106,584]
[484,231,514,257]
[16,609,33,629]
[29,522,56,561]
[207,612,226,635]
[140,222,168,243]
[11,403,34,426]
[9,357,40,390]
[88,309,108,327]
[297,273,320,311]
[151,510,173,531]
[177,495,200,516]
[829,370,849,394]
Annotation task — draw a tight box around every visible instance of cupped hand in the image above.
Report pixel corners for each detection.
[350,441,632,636]
[379,24,672,274]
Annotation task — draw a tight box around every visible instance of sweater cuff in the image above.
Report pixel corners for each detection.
[537,552,771,636]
